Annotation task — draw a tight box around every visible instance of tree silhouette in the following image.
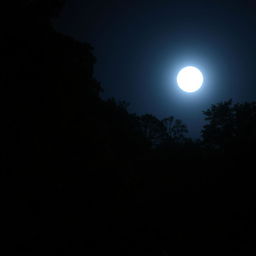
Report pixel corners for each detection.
[2,0,103,178]
[201,99,234,149]
[138,114,167,147]
[201,99,256,152]
[137,114,188,148]
[162,116,188,143]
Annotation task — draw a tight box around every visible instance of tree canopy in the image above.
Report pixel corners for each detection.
[202,99,256,152]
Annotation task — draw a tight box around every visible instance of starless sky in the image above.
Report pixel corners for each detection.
[55,0,256,138]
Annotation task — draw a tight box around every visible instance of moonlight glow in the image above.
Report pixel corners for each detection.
[177,66,204,93]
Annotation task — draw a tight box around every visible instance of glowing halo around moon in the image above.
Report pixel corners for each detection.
[177,66,204,93]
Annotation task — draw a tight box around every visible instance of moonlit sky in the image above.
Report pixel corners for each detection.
[55,0,256,138]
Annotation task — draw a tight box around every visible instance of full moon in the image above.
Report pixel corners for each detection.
[177,66,204,93]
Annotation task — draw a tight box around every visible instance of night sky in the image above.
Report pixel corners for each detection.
[55,0,256,138]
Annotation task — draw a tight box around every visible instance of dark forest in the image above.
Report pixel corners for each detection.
[2,1,256,255]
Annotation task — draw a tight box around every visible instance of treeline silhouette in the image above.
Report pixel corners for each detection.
[2,1,256,255]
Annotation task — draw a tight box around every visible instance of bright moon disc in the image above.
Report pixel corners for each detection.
[177,66,204,93]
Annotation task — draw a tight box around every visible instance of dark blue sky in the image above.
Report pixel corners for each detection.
[55,0,256,138]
